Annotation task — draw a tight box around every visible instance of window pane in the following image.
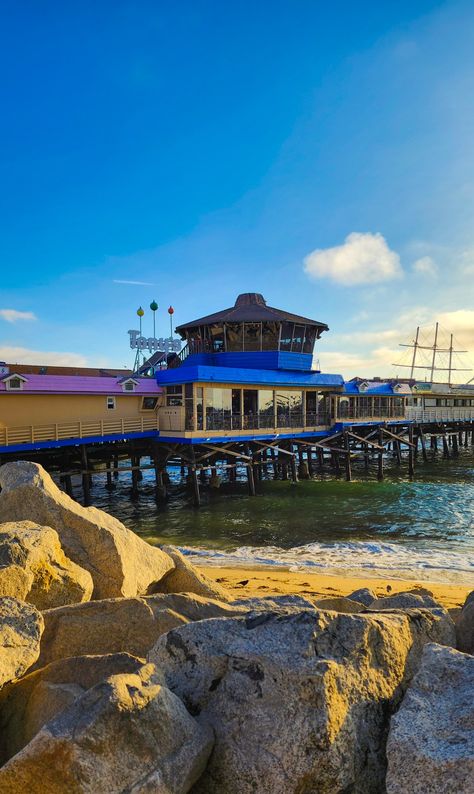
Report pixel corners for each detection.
[225,323,243,351]
[205,387,232,429]
[279,322,293,352]
[243,390,258,428]
[209,324,225,353]
[258,389,274,428]
[275,390,302,426]
[243,323,261,351]
[291,325,305,353]
[261,322,279,350]
[303,326,317,354]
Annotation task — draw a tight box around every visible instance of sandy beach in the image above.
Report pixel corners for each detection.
[200,565,472,609]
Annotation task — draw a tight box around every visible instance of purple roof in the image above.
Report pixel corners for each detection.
[0,374,163,395]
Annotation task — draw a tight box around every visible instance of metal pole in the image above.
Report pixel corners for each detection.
[410,326,420,380]
[430,322,439,382]
[448,333,453,386]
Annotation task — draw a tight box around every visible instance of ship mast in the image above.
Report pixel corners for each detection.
[394,323,471,384]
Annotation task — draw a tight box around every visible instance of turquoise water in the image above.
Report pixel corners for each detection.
[88,448,474,584]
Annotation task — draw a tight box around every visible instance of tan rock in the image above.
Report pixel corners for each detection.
[154,545,231,601]
[0,597,44,688]
[312,596,364,613]
[150,607,455,794]
[369,590,442,611]
[35,596,189,669]
[0,652,143,762]
[386,643,474,794]
[0,564,32,602]
[456,600,474,654]
[0,521,93,608]
[145,592,245,622]
[0,461,174,599]
[0,664,214,794]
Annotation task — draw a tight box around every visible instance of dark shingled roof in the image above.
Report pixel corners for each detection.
[176,293,329,334]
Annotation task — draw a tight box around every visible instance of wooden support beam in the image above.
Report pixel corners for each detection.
[408,426,415,477]
[377,429,384,481]
[80,445,91,506]
[345,430,384,450]
[253,441,295,458]
[344,433,352,481]
[380,427,416,448]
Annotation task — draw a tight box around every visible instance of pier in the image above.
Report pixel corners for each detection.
[1,293,473,506]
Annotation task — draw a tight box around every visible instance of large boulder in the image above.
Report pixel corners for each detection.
[0,597,44,688]
[0,461,174,599]
[149,608,455,793]
[0,664,213,794]
[347,587,376,607]
[386,643,474,793]
[0,652,143,763]
[34,596,190,669]
[456,594,474,654]
[369,591,442,611]
[0,521,93,608]
[312,596,364,613]
[154,545,232,601]
[231,594,317,613]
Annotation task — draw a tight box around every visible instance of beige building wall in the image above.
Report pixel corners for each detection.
[0,393,161,429]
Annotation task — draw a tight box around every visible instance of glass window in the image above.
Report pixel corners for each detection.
[243,323,261,351]
[261,322,279,351]
[107,396,116,410]
[275,390,303,426]
[209,324,225,353]
[232,389,241,428]
[291,325,305,353]
[225,323,243,351]
[243,389,258,428]
[142,397,158,410]
[7,377,22,390]
[258,389,274,428]
[166,385,183,406]
[196,387,203,430]
[279,322,293,352]
[205,387,232,430]
[303,326,317,354]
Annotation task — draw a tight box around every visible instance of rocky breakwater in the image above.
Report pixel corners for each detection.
[0,460,471,793]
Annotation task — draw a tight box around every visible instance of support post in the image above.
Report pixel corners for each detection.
[377,429,384,481]
[247,463,256,496]
[408,426,415,477]
[81,445,91,506]
[344,433,352,481]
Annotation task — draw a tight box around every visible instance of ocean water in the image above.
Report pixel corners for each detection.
[86,447,474,585]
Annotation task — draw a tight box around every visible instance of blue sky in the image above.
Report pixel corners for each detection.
[1,0,473,377]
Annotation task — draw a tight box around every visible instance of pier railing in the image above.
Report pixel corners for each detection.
[406,407,474,423]
[0,415,159,448]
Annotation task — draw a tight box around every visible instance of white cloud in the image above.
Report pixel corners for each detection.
[319,346,402,379]
[304,232,403,286]
[412,256,438,277]
[437,309,474,349]
[0,346,88,367]
[0,309,36,323]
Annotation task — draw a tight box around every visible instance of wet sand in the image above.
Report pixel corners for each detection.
[199,565,472,609]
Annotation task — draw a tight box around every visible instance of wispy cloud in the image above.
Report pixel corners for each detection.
[412,256,438,277]
[113,280,157,287]
[304,232,403,286]
[0,346,88,367]
[0,309,37,323]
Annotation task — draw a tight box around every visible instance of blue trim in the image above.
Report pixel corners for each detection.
[180,351,315,372]
[0,430,159,455]
[157,429,330,444]
[156,365,344,388]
